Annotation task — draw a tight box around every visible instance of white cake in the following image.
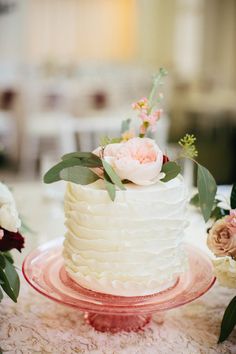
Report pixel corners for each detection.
[63,175,189,296]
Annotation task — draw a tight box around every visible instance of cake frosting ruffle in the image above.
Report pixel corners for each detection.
[63,176,189,296]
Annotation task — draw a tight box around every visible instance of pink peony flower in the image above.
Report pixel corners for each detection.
[207,217,236,258]
[95,138,164,185]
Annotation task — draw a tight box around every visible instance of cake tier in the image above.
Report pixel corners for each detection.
[63,176,189,296]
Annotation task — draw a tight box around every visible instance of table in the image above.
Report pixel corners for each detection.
[0,182,236,354]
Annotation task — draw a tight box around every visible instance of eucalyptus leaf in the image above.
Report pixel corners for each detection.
[0,258,20,302]
[44,158,87,183]
[219,296,236,343]
[121,118,131,134]
[104,173,116,201]
[62,152,102,167]
[230,183,236,209]
[211,206,229,221]
[0,254,6,268]
[197,163,217,222]
[102,160,126,190]
[161,161,181,182]
[190,193,200,207]
[60,166,100,185]
[2,251,14,264]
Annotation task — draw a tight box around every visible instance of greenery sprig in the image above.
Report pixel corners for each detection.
[43,151,126,201]
[191,183,236,343]
[0,251,20,303]
[178,134,198,159]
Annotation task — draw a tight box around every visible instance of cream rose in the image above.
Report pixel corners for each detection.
[213,257,236,288]
[95,138,164,185]
[0,182,21,232]
[207,217,236,258]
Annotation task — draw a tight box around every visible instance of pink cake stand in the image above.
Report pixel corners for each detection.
[22,238,215,333]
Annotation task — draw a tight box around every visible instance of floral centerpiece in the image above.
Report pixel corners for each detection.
[44,68,217,223]
[193,183,236,342]
[0,182,24,303]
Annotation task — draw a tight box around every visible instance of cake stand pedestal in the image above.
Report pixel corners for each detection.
[22,238,215,333]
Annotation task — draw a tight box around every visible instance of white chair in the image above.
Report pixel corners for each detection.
[20,111,77,176]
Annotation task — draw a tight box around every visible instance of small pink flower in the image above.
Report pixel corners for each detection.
[132,97,149,112]
[139,124,147,135]
[139,109,162,133]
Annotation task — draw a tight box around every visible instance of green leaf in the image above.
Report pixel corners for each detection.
[121,118,131,134]
[190,193,200,207]
[44,158,87,183]
[219,296,236,343]
[102,160,126,190]
[0,287,3,301]
[0,258,20,302]
[230,183,236,209]
[211,206,229,221]
[60,166,100,185]
[0,254,6,268]
[161,161,181,182]
[62,152,102,167]
[2,252,14,264]
[197,163,217,222]
[104,172,116,201]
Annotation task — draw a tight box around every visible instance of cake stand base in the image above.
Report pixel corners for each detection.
[84,313,153,333]
[22,238,216,334]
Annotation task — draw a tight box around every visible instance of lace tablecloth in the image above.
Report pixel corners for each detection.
[0,182,236,353]
[1,277,236,354]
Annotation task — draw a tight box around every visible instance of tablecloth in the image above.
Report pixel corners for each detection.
[0,182,235,354]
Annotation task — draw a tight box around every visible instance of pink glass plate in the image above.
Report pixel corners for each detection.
[22,238,215,333]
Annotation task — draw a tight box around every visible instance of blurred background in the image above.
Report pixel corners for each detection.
[0,0,236,186]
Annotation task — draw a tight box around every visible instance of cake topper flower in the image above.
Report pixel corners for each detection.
[44,68,217,221]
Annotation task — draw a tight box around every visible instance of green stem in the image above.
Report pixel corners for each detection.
[148,68,167,108]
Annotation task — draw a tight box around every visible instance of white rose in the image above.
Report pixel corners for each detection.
[94,138,165,185]
[213,256,236,288]
[0,182,21,232]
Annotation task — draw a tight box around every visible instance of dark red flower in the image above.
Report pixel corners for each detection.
[0,228,24,252]
[163,155,170,164]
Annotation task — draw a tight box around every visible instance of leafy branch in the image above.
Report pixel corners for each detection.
[43,151,126,201]
[148,68,168,108]
[0,252,20,303]
[162,134,217,222]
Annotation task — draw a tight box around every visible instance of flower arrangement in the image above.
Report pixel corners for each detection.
[192,183,236,342]
[44,68,217,223]
[0,182,24,303]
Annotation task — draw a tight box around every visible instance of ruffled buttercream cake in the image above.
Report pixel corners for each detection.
[63,176,189,296]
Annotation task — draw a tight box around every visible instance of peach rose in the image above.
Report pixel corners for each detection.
[94,138,164,185]
[207,217,236,258]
